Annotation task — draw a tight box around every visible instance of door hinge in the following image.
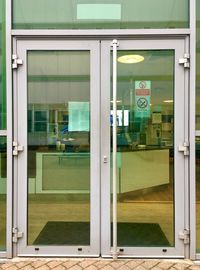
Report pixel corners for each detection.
[179,53,190,68]
[12,54,23,69]
[13,141,24,156]
[178,141,189,156]
[179,229,190,244]
[12,227,23,243]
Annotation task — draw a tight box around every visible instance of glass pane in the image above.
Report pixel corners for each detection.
[196,1,200,129]
[197,137,200,252]
[0,137,6,250]
[111,50,174,247]
[13,0,188,29]
[196,0,200,253]
[27,51,90,246]
[0,0,6,129]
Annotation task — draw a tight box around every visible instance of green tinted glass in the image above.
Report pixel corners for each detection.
[27,51,91,246]
[197,137,200,252]
[0,0,6,129]
[0,137,6,250]
[196,1,200,253]
[196,0,200,129]
[13,0,188,29]
[111,50,175,247]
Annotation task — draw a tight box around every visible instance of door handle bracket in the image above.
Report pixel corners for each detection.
[103,156,108,163]
[110,39,119,47]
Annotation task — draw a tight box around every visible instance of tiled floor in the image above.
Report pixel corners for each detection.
[0,258,199,270]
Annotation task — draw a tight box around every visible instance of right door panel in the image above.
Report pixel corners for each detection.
[101,39,187,257]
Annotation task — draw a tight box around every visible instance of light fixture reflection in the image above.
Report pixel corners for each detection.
[163,100,173,103]
[110,100,122,103]
[118,54,144,64]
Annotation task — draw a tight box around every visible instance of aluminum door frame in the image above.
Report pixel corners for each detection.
[15,39,100,256]
[101,38,188,258]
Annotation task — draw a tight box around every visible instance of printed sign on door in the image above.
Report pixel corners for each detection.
[135,80,151,118]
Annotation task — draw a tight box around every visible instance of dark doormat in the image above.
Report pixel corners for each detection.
[33,221,170,246]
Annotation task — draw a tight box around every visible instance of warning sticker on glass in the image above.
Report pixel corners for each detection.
[135,81,151,118]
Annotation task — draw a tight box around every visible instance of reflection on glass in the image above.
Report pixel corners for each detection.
[0,0,6,129]
[196,137,200,252]
[196,0,200,252]
[0,137,6,250]
[196,0,200,129]
[111,50,174,247]
[27,51,90,246]
[13,0,188,29]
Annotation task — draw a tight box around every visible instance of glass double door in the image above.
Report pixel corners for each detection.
[15,38,186,257]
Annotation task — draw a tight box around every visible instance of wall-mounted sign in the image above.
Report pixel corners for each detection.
[135,80,151,118]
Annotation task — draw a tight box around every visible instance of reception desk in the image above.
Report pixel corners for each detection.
[29,148,170,194]
[119,149,169,193]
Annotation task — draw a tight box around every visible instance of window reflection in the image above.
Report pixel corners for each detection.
[27,51,91,246]
[111,50,175,247]
[0,137,6,250]
[13,0,188,29]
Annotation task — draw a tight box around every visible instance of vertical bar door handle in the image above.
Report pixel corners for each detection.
[111,39,119,259]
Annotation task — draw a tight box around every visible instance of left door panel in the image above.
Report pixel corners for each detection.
[15,40,100,256]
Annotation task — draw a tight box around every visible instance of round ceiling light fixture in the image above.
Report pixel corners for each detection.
[117,54,144,64]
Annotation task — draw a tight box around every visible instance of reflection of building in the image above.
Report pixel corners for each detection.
[0,0,199,261]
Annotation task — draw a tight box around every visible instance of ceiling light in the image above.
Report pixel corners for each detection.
[163,100,173,103]
[110,100,122,103]
[117,54,144,64]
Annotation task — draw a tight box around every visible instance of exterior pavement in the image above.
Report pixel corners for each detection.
[0,258,200,270]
